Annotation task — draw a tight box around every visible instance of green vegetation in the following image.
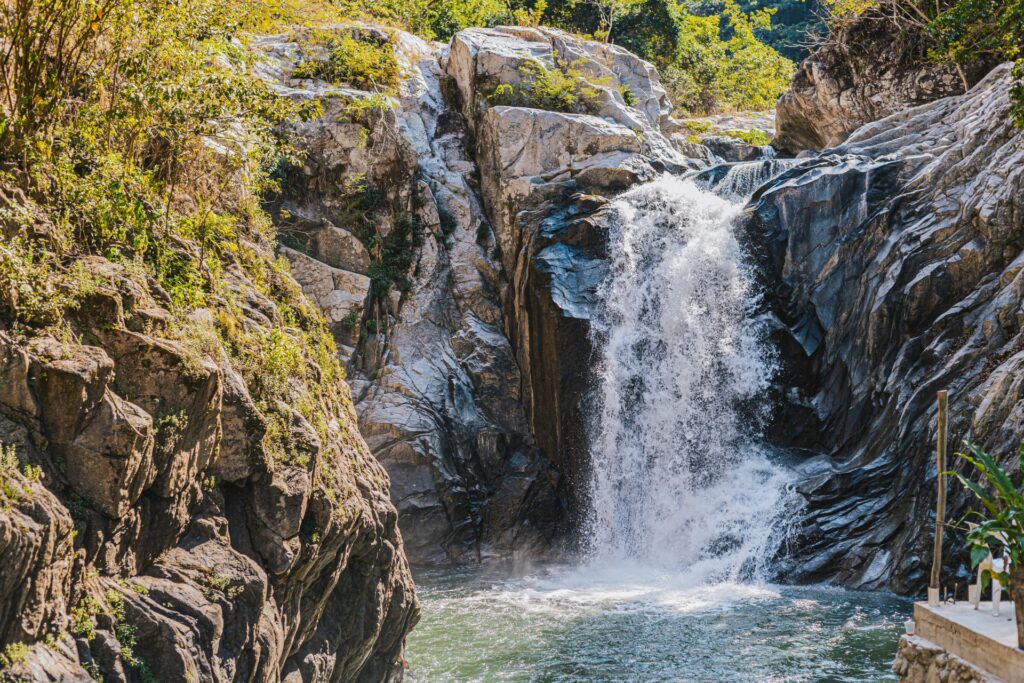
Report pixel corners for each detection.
[337,0,796,114]
[366,213,425,300]
[335,0,507,40]
[105,589,157,681]
[953,443,1024,588]
[0,444,17,473]
[658,1,796,114]
[0,642,28,670]
[489,60,604,113]
[0,0,356,470]
[819,0,1024,126]
[724,128,774,145]
[293,30,400,91]
[953,441,1024,646]
[71,596,100,641]
[693,0,825,60]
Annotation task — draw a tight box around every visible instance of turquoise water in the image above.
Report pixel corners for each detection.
[405,563,911,683]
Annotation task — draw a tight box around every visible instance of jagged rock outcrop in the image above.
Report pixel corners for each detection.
[251,24,697,563]
[749,63,1024,592]
[0,176,416,682]
[774,5,997,153]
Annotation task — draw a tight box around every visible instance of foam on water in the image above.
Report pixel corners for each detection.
[406,562,910,682]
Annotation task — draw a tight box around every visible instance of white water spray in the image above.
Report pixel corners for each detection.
[697,158,801,200]
[584,174,793,583]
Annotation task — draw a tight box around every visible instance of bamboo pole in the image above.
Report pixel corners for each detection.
[930,390,949,605]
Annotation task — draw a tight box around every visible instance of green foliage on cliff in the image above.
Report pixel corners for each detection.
[820,0,1024,125]
[0,642,28,670]
[930,0,1024,124]
[489,60,604,113]
[0,0,356,469]
[293,30,401,91]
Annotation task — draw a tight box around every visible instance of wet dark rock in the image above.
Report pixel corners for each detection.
[701,136,774,163]
[750,64,1024,592]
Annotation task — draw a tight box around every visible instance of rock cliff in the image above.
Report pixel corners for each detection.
[0,272,418,681]
[750,63,1024,591]
[0,39,417,682]
[263,25,696,563]
[234,19,1019,599]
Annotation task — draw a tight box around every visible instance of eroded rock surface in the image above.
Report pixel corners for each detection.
[252,24,704,564]
[0,199,416,681]
[749,63,1024,591]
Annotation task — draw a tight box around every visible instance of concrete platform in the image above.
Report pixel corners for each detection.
[914,601,1024,682]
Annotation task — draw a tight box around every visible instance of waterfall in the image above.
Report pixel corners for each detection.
[694,158,801,200]
[584,174,793,583]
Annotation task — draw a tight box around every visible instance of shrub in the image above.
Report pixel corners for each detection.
[661,2,795,114]
[335,0,508,40]
[0,444,17,473]
[71,597,99,641]
[725,128,773,146]
[293,31,400,92]
[489,59,604,114]
[366,213,424,300]
[619,84,639,106]
[819,0,1023,126]
[0,238,86,329]
[0,642,28,669]
[953,441,1024,647]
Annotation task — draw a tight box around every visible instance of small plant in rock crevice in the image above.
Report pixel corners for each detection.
[0,642,28,670]
[366,213,425,301]
[724,128,773,146]
[488,59,606,114]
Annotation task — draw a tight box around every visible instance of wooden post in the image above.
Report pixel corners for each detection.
[930,390,949,605]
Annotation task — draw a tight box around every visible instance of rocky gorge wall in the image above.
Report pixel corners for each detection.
[0,242,417,679]
[267,24,712,565]
[257,17,1021,599]
[753,63,1024,592]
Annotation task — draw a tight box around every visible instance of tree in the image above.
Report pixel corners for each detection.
[584,0,647,42]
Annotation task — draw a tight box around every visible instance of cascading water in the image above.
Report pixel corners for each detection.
[406,169,910,683]
[695,158,802,200]
[584,174,794,582]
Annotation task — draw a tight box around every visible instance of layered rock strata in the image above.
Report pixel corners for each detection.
[749,64,1024,591]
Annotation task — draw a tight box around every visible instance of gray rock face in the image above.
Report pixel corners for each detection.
[748,63,1024,592]
[255,24,707,565]
[774,8,996,153]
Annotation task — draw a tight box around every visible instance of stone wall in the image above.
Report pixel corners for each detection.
[893,635,995,683]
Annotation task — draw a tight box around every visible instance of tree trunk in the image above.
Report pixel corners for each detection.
[1013,564,1024,649]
